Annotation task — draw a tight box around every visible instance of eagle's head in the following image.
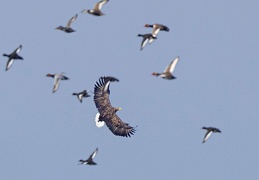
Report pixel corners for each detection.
[114,107,122,112]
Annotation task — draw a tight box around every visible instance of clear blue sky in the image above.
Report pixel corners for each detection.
[0,0,258,179]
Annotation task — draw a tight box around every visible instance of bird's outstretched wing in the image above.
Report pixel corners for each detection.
[53,76,61,93]
[94,76,113,112]
[66,14,78,27]
[88,148,98,160]
[105,113,136,137]
[13,45,22,54]
[94,0,109,10]
[203,130,213,143]
[164,56,179,73]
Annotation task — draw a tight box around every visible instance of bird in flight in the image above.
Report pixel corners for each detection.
[78,148,98,165]
[202,127,221,143]
[3,45,23,71]
[152,56,179,80]
[144,23,169,43]
[55,14,78,33]
[94,76,136,137]
[82,0,109,16]
[137,33,157,50]
[46,72,69,93]
[72,90,91,103]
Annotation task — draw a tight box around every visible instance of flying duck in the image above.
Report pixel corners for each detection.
[202,127,221,143]
[137,33,157,51]
[152,56,179,80]
[3,45,23,71]
[144,24,170,43]
[94,76,136,137]
[82,0,109,16]
[55,14,78,33]
[79,148,98,165]
[72,90,90,103]
[46,73,69,93]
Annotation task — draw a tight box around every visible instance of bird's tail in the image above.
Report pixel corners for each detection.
[17,55,23,60]
[95,113,105,128]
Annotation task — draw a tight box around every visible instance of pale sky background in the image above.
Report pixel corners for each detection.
[0,0,259,179]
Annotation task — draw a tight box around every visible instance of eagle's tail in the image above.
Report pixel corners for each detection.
[95,113,105,128]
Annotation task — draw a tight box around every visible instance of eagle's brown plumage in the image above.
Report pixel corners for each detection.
[94,76,136,137]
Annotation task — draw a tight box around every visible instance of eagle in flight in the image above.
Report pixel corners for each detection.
[94,76,136,137]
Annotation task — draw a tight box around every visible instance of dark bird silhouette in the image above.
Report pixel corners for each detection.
[3,45,23,71]
[152,56,179,80]
[82,0,109,16]
[137,34,156,50]
[79,148,98,165]
[202,127,221,143]
[55,14,78,33]
[72,90,90,103]
[94,76,136,137]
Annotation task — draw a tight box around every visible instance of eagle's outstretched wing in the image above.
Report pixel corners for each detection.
[105,113,136,137]
[94,76,113,112]
[94,76,136,137]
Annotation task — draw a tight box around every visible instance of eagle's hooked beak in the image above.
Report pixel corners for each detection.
[115,107,122,112]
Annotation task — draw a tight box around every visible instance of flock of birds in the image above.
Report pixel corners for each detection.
[2,0,222,166]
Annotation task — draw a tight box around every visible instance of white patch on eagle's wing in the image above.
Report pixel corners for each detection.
[103,81,110,93]
[95,113,105,128]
